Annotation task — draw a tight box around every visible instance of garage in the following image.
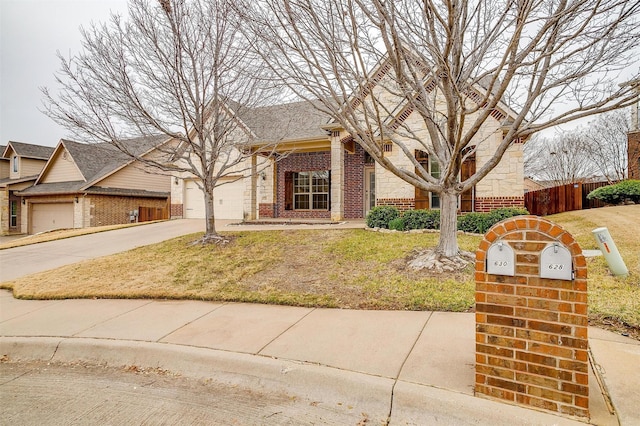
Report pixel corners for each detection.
[183,179,244,220]
[31,203,74,234]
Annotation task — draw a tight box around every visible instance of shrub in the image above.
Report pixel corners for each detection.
[402,209,440,230]
[388,217,405,231]
[457,212,491,234]
[366,206,400,229]
[587,180,640,204]
[457,207,529,234]
[485,207,529,225]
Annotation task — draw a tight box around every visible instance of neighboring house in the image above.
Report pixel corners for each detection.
[0,142,54,235]
[171,69,525,221]
[524,177,546,193]
[17,136,171,234]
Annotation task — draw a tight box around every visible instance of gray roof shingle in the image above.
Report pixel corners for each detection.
[234,100,332,142]
[60,135,168,183]
[4,141,54,160]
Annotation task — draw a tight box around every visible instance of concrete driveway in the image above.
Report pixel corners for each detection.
[0,219,365,283]
[0,219,205,282]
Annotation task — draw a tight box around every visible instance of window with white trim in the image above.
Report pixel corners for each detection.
[12,156,18,173]
[293,171,329,210]
[10,200,17,227]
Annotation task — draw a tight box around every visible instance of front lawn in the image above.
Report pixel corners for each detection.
[2,229,480,311]
[2,205,638,336]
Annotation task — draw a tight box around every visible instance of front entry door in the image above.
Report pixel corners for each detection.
[364,167,376,215]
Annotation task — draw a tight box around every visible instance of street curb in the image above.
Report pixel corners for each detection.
[1,336,588,425]
[1,336,394,423]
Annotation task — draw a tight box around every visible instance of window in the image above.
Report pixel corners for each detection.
[286,171,330,210]
[12,156,18,173]
[10,201,17,228]
[429,158,440,209]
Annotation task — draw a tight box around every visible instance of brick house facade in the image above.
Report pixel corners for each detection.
[628,130,640,179]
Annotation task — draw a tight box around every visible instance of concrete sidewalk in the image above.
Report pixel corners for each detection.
[1,292,638,425]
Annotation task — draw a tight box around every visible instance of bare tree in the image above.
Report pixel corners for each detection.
[582,110,631,182]
[240,0,640,259]
[524,133,601,185]
[42,0,278,243]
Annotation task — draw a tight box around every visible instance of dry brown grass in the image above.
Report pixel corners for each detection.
[1,229,477,311]
[545,205,640,337]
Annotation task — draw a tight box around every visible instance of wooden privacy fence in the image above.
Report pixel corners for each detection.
[138,206,168,222]
[524,181,611,216]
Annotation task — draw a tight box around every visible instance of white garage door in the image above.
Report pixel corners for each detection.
[184,179,244,220]
[31,203,74,234]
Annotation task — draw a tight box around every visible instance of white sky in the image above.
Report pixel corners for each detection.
[0,0,128,147]
[0,1,636,148]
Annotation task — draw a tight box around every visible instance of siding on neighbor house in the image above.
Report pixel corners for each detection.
[96,163,170,192]
[20,158,47,177]
[41,149,84,183]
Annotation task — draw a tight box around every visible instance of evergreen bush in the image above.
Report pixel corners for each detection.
[365,206,400,229]
[587,180,640,204]
[402,209,440,230]
[389,217,405,231]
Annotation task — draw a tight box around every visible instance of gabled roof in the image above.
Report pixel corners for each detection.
[234,99,332,143]
[22,135,169,196]
[2,141,54,160]
[37,135,168,185]
[59,134,168,184]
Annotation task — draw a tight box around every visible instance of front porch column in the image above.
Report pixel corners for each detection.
[330,131,344,221]
[250,153,257,220]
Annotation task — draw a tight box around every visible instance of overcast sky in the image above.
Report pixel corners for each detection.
[1,0,128,147]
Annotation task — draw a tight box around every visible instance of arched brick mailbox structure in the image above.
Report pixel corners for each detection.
[475,215,589,419]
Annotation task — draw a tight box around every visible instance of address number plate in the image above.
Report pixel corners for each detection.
[486,242,515,276]
[540,243,572,280]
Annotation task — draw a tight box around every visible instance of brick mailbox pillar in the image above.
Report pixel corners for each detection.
[475,215,589,419]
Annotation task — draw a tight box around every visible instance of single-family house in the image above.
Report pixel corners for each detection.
[170,65,525,221]
[17,136,171,234]
[0,141,55,235]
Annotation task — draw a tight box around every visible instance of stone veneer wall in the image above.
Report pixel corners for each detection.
[475,216,589,419]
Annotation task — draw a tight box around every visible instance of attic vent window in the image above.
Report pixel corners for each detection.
[62,151,69,160]
[383,143,393,153]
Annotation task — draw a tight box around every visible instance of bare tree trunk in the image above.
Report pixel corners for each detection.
[435,191,459,257]
[203,189,218,241]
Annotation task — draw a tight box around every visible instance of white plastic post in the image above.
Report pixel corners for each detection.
[592,227,629,277]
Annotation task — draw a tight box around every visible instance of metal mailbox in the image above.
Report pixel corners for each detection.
[486,241,515,276]
[540,243,573,280]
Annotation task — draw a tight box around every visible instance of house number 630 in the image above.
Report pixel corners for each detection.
[494,261,509,267]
